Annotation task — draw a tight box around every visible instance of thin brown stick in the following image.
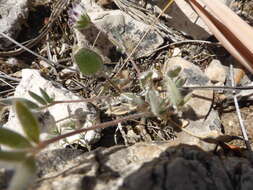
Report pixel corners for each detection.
[148,40,220,55]
[35,112,151,152]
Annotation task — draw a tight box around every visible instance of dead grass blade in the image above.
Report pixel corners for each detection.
[186,0,253,74]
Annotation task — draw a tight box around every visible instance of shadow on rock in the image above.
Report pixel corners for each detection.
[119,144,253,190]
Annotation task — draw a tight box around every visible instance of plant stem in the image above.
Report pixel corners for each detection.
[40,96,109,110]
[35,112,151,152]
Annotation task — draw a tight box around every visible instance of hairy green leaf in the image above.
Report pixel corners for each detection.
[15,101,40,143]
[39,88,53,103]
[76,14,91,29]
[0,98,39,109]
[74,48,103,75]
[0,128,32,149]
[0,151,26,162]
[167,66,182,78]
[28,91,47,105]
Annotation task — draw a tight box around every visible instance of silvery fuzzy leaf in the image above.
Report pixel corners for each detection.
[175,77,186,88]
[0,98,39,109]
[75,14,91,29]
[147,90,163,117]
[39,88,53,103]
[164,76,182,108]
[139,70,153,89]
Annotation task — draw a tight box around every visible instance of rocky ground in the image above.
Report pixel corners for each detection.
[1,0,253,189]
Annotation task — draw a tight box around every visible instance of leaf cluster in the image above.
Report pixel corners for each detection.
[70,13,104,76]
[117,66,191,120]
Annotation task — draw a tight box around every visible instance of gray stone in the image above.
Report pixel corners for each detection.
[16,143,253,190]
[0,0,29,49]
[118,144,253,190]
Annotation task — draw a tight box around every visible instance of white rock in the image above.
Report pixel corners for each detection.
[3,69,101,149]
[0,0,29,49]
[205,59,226,83]
[172,47,181,57]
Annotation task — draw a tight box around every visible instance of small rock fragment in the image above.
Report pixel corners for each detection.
[172,47,181,57]
[205,59,226,83]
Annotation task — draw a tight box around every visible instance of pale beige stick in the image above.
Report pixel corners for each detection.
[186,0,253,73]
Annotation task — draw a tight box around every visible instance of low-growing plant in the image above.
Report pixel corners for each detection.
[0,51,193,189]
[0,101,151,190]
[0,8,193,189]
[2,0,250,188]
